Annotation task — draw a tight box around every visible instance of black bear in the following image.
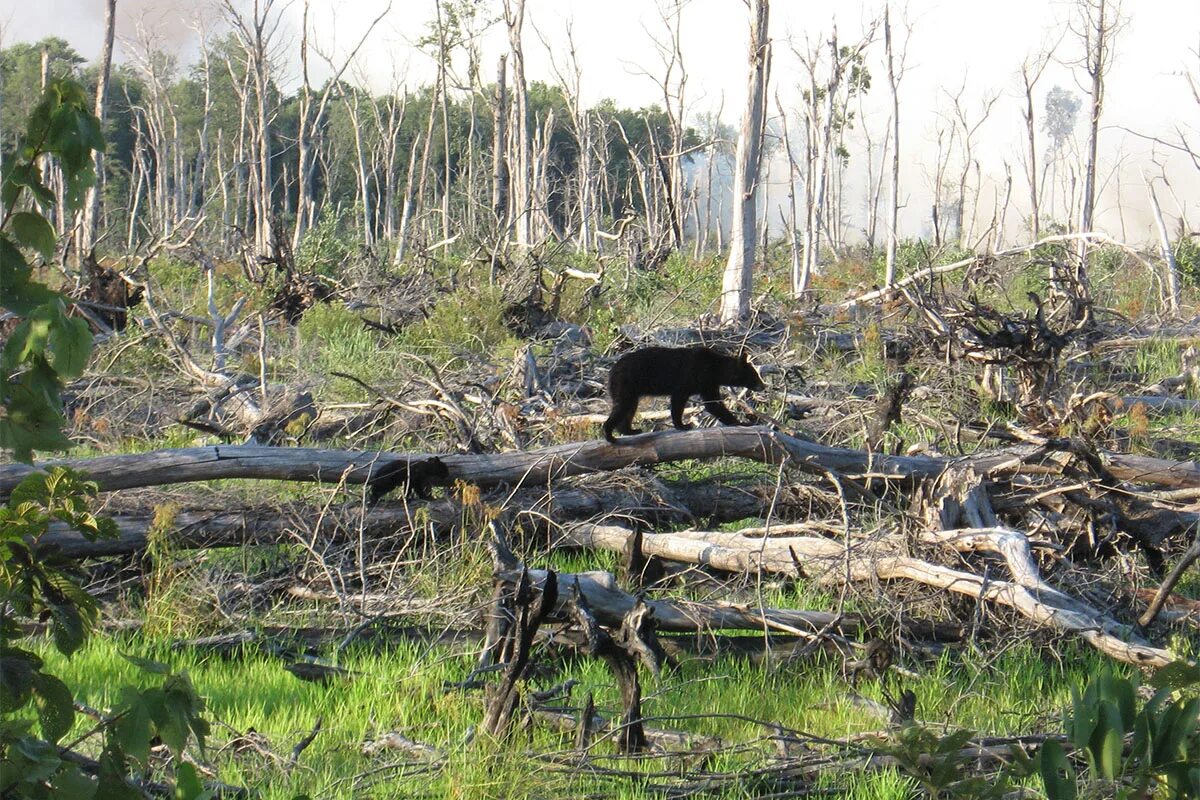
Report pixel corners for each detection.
[365,457,449,503]
[602,346,765,443]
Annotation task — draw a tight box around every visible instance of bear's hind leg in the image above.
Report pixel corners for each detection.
[670,393,694,430]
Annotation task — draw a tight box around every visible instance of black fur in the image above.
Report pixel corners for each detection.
[602,346,765,443]
[366,457,449,503]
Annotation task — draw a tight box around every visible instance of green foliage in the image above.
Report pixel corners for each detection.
[880,724,1031,799]
[1175,235,1200,289]
[0,82,214,800]
[295,207,356,278]
[1036,667,1200,799]
[0,469,201,798]
[1,78,103,461]
[402,283,520,360]
[870,240,973,285]
[1,471,213,799]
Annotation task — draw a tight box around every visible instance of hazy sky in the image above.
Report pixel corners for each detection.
[4,0,1199,242]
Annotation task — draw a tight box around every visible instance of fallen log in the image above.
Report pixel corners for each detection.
[34,480,788,559]
[512,564,960,641]
[8,427,1200,498]
[1112,395,1200,417]
[556,522,1174,668]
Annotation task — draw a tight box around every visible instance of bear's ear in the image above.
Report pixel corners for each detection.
[737,346,748,362]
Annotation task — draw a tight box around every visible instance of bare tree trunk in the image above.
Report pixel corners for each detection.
[393,133,423,266]
[491,54,509,225]
[412,69,441,248]
[1146,176,1181,314]
[1076,0,1119,268]
[79,0,117,256]
[222,0,284,255]
[345,91,374,247]
[776,96,804,295]
[799,28,841,285]
[861,89,888,252]
[883,6,903,288]
[995,162,1013,251]
[503,0,532,246]
[948,85,999,246]
[719,0,770,325]
[1020,51,1051,242]
[434,0,452,245]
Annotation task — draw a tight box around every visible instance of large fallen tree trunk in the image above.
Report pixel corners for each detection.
[6,427,1200,498]
[35,480,787,559]
[556,522,1174,668]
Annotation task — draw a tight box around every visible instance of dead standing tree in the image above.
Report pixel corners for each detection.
[1071,0,1124,270]
[719,0,771,325]
[221,0,285,256]
[792,22,875,292]
[637,0,690,252]
[1018,41,1057,242]
[77,0,117,257]
[946,82,1000,247]
[534,19,595,252]
[503,0,533,247]
[882,5,910,289]
[292,0,390,250]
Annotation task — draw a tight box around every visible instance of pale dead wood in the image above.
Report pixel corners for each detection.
[557,522,1174,667]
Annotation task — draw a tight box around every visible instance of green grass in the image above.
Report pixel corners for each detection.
[29,628,1113,799]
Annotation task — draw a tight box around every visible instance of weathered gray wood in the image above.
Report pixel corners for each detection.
[557,522,1174,668]
[34,481,784,559]
[6,425,1200,499]
[1114,395,1200,417]
[525,565,930,639]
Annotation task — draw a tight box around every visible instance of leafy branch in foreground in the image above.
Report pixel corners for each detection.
[1037,667,1200,800]
[1,79,102,462]
[1,80,215,800]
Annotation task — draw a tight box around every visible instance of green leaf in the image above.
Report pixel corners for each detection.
[9,211,57,259]
[1038,739,1077,800]
[1095,714,1123,781]
[1,233,31,280]
[121,653,172,675]
[96,744,142,800]
[1149,659,1200,691]
[32,672,75,743]
[13,735,63,781]
[1067,684,1097,750]
[2,161,54,208]
[174,762,210,800]
[48,599,88,656]
[1156,697,1200,765]
[112,692,152,766]
[0,650,40,712]
[48,765,98,799]
[48,314,93,379]
[1100,672,1136,729]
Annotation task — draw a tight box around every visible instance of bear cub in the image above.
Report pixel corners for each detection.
[602,345,765,443]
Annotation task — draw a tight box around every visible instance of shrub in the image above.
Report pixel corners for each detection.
[1175,235,1200,289]
[296,207,356,279]
[402,284,521,361]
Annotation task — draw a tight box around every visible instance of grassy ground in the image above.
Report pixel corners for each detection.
[38,626,1114,799]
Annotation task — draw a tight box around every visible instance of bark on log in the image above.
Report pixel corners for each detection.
[8,427,1200,498]
[35,480,786,559]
